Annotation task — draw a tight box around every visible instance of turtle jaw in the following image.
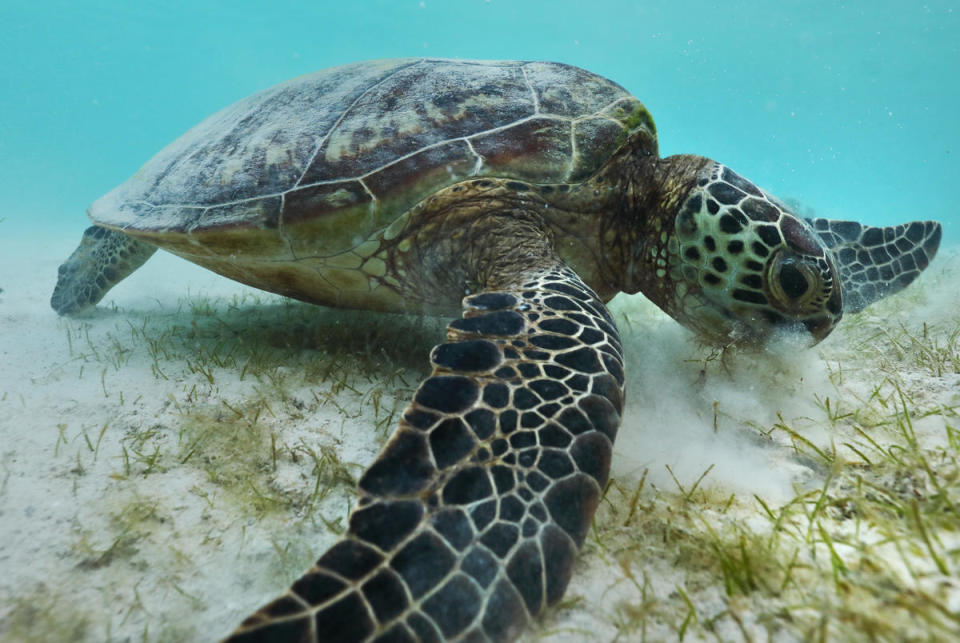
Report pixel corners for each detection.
[801,314,838,345]
[674,287,840,348]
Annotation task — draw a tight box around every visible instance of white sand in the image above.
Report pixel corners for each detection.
[1,234,957,641]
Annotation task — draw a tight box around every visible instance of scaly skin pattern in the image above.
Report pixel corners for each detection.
[226,263,624,642]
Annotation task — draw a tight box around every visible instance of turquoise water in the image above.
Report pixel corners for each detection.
[2,0,957,243]
[1,4,958,640]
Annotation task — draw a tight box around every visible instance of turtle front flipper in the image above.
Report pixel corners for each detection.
[806,218,942,314]
[226,263,624,642]
[51,225,157,315]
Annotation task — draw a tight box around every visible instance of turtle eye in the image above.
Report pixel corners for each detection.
[768,251,820,310]
[778,262,810,299]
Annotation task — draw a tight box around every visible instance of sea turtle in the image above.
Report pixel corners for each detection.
[52,59,941,642]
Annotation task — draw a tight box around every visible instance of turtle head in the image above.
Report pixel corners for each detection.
[620,154,941,347]
[641,159,844,346]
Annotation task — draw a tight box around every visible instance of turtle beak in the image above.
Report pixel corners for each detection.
[802,314,838,345]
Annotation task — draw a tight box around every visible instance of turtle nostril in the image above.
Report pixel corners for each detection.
[779,263,809,299]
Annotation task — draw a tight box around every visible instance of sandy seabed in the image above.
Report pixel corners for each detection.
[1,234,959,642]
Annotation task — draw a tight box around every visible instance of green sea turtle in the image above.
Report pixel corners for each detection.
[51,59,941,642]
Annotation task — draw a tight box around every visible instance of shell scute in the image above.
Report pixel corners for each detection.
[362,139,478,233]
[570,118,630,182]
[283,181,373,256]
[301,60,533,184]
[470,117,573,183]
[522,61,626,116]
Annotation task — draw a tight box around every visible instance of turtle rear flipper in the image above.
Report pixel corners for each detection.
[806,218,942,314]
[226,261,624,642]
[51,225,156,315]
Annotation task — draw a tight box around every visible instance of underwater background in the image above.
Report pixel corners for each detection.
[2,0,958,245]
[3,3,960,641]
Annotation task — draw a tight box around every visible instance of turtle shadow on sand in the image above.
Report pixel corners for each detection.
[182,300,441,369]
[114,294,443,387]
